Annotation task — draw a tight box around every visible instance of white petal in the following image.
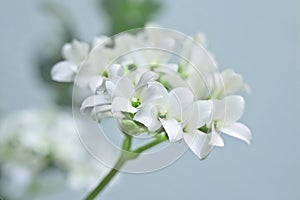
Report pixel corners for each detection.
[51,61,77,82]
[163,63,179,72]
[183,130,213,160]
[221,122,252,144]
[182,103,199,132]
[75,48,115,88]
[186,73,211,100]
[160,119,183,143]
[136,71,159,88]
[194,33,207,47]
[106,77,134,98]
[91,105,112,121]
[168,87,194,118]
[134,106,161,131]
[220,69,245,95]
[155,67,187,88]
[81,95,110,111]
[170,87,194,107]
[62,40,89,64]
[213,95,245,125]
[92,36,111,48]
[223,95,245,125]
[105,80,116,97]
[109,64,125,78]
[145,23,177,52]
[112,97,137,113]
[114,33,136,54]
[88,76,104,93]
[210,126,224,147]
[196,100,213,127]
[140,82,168,106]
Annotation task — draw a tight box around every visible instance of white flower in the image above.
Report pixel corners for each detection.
[175,101,215,159]
[208,95,252,143]
[134,87,194,142]
[115,23,178,67]
[51,36,114,87]
[108,71,160,111]
[75,47,117,89]
[211,69,250,98]
[50,24,252,161]
[51,40,89,82]
[185,95,252,159]
[108,71,164,133]
[179,34,219,100]
[92,35,112,48]
[0,108,108,194]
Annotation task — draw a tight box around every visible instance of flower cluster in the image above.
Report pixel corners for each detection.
[0,108,107,198]
[51,24,251,159]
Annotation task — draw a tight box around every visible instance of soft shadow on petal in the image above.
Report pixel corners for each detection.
[107,77,134,98]
[196,100,213,127]
[222,95,245,125]
[81,95,110,111]
[134,106,160,131]
[136,71,159,88]
[221,69,246,95]
[160,119,183,142]
[212,95,244,125]
[210,126,224,147]
[221,122,252,144]
[88,76,104,93]
[111,97,137,113]
[183,130,213,160]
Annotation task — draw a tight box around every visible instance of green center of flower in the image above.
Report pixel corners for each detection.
[150,63,159,70]
[198,125,209,133]
[158,110,168,119]
[102,70,109,78]
[125,64,137,74]
[131,97,141,108]
[178,64,189,79]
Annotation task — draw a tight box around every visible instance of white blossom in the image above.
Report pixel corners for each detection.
[51,25,252,160]
[0,108,108,197]
[186,95,252,159]
[51,40,89,82]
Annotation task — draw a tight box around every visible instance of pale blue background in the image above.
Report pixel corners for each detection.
[0,0,299,199]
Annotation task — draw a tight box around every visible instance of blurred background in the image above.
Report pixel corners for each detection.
[0,0,299,199]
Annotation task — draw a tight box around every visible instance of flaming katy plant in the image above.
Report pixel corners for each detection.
[51,24,251,199]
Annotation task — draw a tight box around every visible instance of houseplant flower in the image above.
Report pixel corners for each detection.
[51,24,251,199]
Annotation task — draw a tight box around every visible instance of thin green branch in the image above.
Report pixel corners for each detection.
[83,133,168,200]
[132,134,168,154]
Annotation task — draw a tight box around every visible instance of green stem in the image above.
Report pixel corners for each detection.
[84,156,125,200]
[83,134,168,200]
[84,135,131,200]
[132,134,168,154]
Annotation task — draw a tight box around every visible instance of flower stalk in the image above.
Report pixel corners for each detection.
[84,134,168,200]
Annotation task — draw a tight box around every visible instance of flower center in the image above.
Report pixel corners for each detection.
[131,97,141,108]
[198,125,209,133]
[158,110,168,119]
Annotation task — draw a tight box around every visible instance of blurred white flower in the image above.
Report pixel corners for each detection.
[0,108,108,198]
[51,40,89,82]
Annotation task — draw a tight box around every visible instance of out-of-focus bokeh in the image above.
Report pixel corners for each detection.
[0,0,299,199]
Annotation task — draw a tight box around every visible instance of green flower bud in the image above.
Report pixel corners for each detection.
[121,119,145,135]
